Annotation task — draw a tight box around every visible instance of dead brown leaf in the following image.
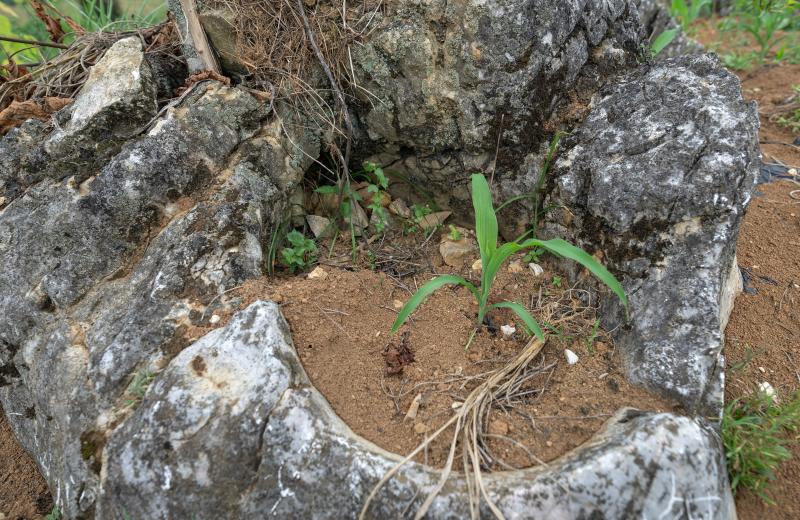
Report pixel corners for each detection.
[29,0,66,43]
[0,97,72,135]
[383,331,415,375]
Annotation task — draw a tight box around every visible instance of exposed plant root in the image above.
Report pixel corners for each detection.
[360,337,547,520]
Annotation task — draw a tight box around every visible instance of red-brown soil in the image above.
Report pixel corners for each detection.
[266,257,676,469]
[724,180,800,519]
[0,405,52,519]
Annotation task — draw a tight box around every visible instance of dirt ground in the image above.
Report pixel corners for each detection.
[0,405,52,519]
[267,258,675,469]
[691,19,800,517]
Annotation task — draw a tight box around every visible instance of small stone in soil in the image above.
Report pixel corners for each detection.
[489,419,510,436]
[393,299,404,309]
[404,394,422,422]
[564,349,579,365]
[308,266,328,280]
[508,260,524,274]
[209,314,220,324]
[528,262,544,276]
[414,423,429,434]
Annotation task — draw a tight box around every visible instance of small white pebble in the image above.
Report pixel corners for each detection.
[528,263,544,276]
[598,372,609,379]
[758,366,766,373]
[209,314,221,325]
[564,349,579,365]
[500,324,516,337]
[307,266,328,280]
[471,259,483,272]
[759,381,777,402]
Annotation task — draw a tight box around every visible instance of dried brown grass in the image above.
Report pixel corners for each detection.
[204,0,382,95]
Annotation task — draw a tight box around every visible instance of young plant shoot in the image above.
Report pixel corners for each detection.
[391,174,627,339]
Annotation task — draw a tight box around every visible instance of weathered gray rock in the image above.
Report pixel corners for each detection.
[0,74,317,516]
[1,4,756,518]
[97,301,736,519]
[543,54,760,415]
[168,0,648,239]
[349,0,644,236]
[42,37,157,181]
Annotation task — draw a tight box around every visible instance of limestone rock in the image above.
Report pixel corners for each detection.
[306,214,333,238]
[543,54,760,414]
[0,79,316,517]
[42,37,158,181]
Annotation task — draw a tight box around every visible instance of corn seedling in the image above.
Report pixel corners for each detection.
[391,174,627,341]
[670,0,712,32]
[650,28,679,57]
[723,387,800,503]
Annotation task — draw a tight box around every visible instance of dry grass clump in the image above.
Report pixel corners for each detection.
[205,0,382,95]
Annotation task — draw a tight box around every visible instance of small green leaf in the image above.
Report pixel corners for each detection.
[375,168,389,189]
[651,28,679,56]
[391,275,479,333]
[488,301,544,340]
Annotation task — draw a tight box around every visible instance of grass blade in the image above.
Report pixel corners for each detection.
[471,173,497,266]
[391,275,479,333]
[489,302,545,340]
[651,28,678,56]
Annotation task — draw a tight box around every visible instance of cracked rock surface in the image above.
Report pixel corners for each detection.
[543,54,760,415]
[0,39,316,517]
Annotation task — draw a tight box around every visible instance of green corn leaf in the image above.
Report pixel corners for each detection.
[471,173,497,266]
[651,28,678,57]
[488,301,545,340]
[522,238,628,308]
[391,275,479,333]
[482,242,524,299]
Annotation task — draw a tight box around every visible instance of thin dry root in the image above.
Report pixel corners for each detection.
[360,337,547,520]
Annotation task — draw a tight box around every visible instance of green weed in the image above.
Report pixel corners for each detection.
[447,224,462,241]
[46,506,61,520]
[650,28,679,57]
[723,387,800,503]
[723,0,798,64]
[122,368,155,408]
[775,85,800,133]
[361,162,390,234]
[280,230,318,273]
[391,174,626,341]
